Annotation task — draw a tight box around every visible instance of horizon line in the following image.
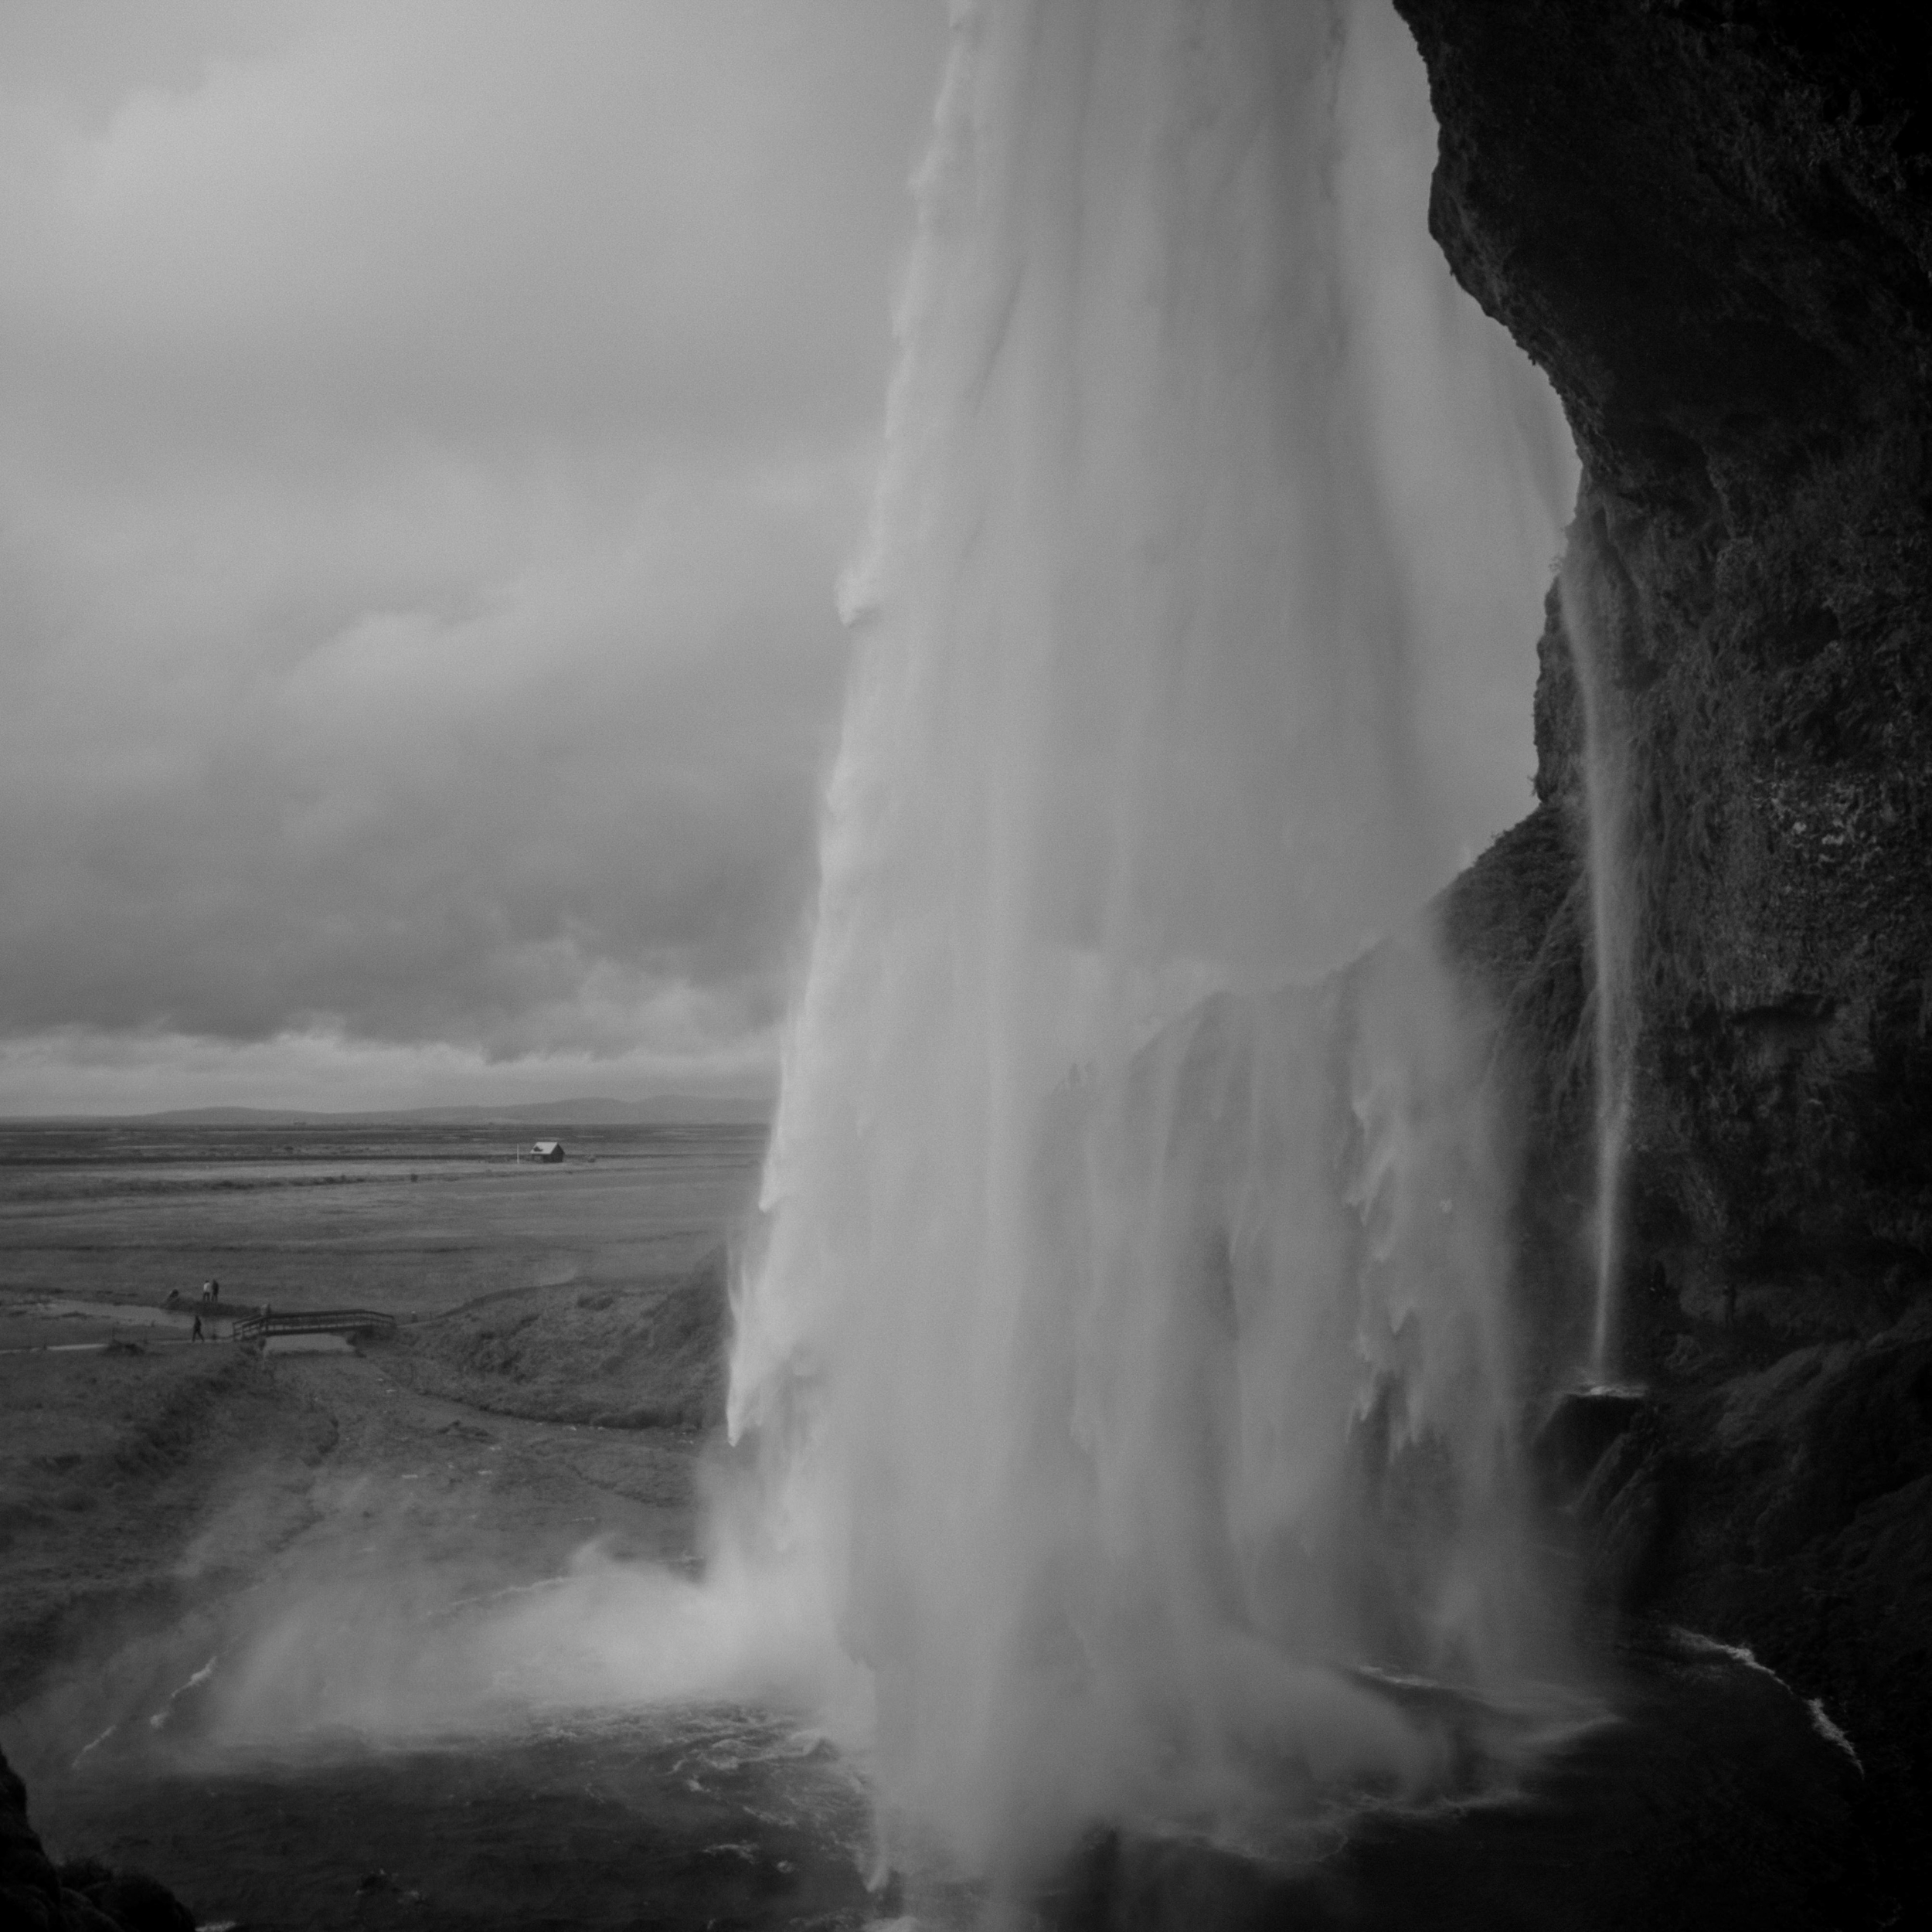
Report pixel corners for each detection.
[0,1091,777,1125]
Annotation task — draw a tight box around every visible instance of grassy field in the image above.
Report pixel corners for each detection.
[0,1121,764,1323]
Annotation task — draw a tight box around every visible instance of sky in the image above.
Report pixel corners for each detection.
[0,0,948,1115]
[0,1,1573,1121]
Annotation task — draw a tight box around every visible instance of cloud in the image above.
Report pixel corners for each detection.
[2,1,938,460]
[2,453,853,1038]
[0,1,947,1110]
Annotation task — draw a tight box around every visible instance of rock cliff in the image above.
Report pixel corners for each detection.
[1399,0,1932,1908]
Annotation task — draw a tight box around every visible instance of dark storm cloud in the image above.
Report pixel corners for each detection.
[0,0,946,1108]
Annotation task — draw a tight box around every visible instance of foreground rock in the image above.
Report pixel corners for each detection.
[1578,1308,1932,1904]
[2,1746,193,1932]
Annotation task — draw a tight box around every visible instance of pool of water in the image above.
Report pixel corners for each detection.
[36,1704,880,1932]
[21,1628,1877,1932]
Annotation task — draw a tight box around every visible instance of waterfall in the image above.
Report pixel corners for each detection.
[1560,536,1636,1385]
[727,0,1578,1892]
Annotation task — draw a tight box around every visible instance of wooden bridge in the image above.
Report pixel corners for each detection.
[232,1308,398,1343]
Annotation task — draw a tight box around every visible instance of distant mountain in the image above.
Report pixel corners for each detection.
[400,1095,774,1127]
[43,1094,773,1128]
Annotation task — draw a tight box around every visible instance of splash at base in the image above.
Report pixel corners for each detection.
[729,0,1580,1893]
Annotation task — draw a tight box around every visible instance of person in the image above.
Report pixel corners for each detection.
[191,1311,204,1342]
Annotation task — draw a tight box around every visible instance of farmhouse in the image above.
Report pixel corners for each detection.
[529,1140,565,1164]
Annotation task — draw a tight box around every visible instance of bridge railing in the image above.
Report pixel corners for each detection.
[233,1308,399,1342]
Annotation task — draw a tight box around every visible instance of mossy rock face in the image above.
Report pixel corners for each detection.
[1403,0,1932,1327]
[1395,4,1932,1905]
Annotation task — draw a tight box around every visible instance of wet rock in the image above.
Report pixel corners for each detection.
[71,1876,193,1932]
[2,1748,63,1931]
[1617,1317,1932,1909]
[1582,1428,1675,1611]
[1532,1385,1648,1500]
[0,1746,196,1932]
[1529,1389,1679,1612]
[50,1864,111,1896]
[59,1897,125,1932]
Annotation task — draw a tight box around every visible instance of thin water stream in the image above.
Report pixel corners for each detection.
[1560,540,1638,1384]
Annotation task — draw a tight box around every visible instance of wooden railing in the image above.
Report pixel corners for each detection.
[232,1308,398,1342]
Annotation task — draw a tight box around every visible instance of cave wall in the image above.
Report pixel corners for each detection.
[1403,0,1932,1328]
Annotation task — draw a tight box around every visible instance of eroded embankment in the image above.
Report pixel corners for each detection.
[0,1345,337,1713]
[383,1250,727,1433]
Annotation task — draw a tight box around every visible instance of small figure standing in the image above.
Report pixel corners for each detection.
[191,1311,204,1342]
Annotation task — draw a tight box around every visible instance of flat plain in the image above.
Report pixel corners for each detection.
[0,1119,763,1328]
